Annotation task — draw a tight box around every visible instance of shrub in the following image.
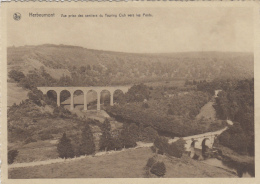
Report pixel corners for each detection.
[141,126,158,142]
[150,146,157,153]
[150,162,166,177]
[167,138,186,158]
[153,136,168,154]
[146,157,156,168]
[40,133,54,141]
[8,70,25,82]
[24,137,37,144]
[8,150,19,164]
[154,136,186,158]
[57,133,74,159]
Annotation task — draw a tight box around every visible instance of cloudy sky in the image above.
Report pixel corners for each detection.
[7,7,253,53]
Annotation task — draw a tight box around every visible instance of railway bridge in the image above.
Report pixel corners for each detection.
[37,86,130,111]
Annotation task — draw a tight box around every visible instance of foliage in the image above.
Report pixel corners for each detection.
[57,133,74,159]
[153,136,169,155]
[99,130,114,151]
[212,79,254,155]
[8,70,25,82]
[112,138,123,151]
[27,89,43,106]
[167,91,209,118]
[106,101,224,138]
[167,138,186,158]
[141,126,158,142]
[146,157,157,168]
[150,162,166,177]
[218,123,248,154]
[119,124,137,148]
[125,84,150,102]
[78,124,95,155]
[8,150,19,164]
[40,133,54,141]
[99,120,115,151]
[102,118,111,131]
[8,45,254,86]
[153,136,185,158]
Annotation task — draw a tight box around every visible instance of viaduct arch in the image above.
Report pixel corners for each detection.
[168,127,228,156]
[37,86,130,111]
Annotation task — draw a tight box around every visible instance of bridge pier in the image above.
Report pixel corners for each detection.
[70,91,74,110]
[97,92,101,111]
[83,91,88,111]
[57,92,60,107]
[110,92,114,106]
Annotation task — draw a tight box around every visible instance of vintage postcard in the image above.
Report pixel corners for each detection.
[0,1,259,184]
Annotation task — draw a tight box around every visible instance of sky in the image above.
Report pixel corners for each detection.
[7,7,254,53]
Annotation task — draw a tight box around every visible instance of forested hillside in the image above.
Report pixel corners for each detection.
[197,79,254,156]
[8,44,253,86]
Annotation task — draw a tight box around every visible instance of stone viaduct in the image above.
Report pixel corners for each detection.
[169,126,228,153]
[37,86,130,111]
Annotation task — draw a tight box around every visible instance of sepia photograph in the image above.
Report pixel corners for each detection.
[1,2,258,182]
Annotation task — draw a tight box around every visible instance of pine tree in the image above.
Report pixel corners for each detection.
[102,118,111,131]
[99,129,114,151]
[57,133,74,159]
[99,119,115,151]
[79,125,95,155]
[120,125,137,148]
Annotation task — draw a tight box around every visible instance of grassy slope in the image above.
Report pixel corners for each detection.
[7,83,29,107]
[9,147,236,178]
[9,140,59,163]
[196,98,216,120]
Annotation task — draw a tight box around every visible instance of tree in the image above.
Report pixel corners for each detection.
[120,125,137,148]
[102,118,111,131]
[167,138,186,158]
[150,162,166,177]
[153,136,168,154]
[218,124,248,154]
[79,124,95,155]
[57,133,74,159]
[99,119,114,151]
[126,84,150,102]
[141,126,158,142]
[27,89,43,106]
[8,150,19,164]
[8,70,25,82]
[99,130,114,151]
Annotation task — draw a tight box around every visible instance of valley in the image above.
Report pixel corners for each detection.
[7,45,255,178]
